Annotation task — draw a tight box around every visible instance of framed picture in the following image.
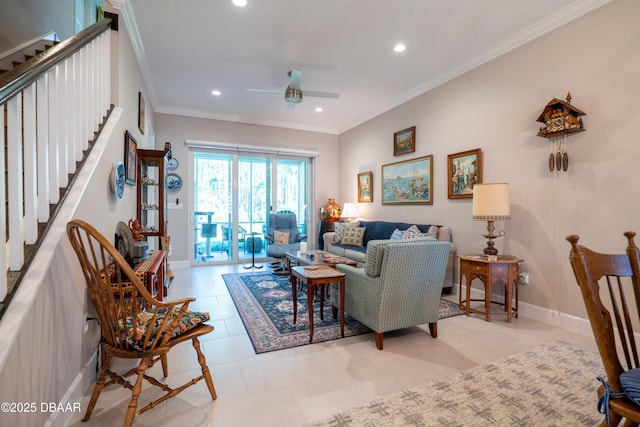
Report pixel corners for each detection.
[393,126,416,156]
[138,91,145,135]
[124,131,137,185]
[381,155,433,204]
[447,148,482,199]
[357,171,373,203]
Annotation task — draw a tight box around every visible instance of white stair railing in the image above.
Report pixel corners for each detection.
[0,19,113,301]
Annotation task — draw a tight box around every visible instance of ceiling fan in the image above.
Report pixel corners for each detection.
[245,70,340,108]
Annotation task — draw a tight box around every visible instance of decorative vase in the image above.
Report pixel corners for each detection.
[321,198,342,221]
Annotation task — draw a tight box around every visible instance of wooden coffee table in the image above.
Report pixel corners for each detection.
[290,265,346,342]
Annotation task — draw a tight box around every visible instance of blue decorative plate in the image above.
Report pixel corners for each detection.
[167,157,179,170]
[165,173,182,191]
[111,161,126,200]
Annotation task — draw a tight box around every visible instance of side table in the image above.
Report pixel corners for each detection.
[243,232,263,269]
[458,254,523,322]
[290,265,346,342]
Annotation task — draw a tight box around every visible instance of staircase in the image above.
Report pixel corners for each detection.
[0,18,114,319]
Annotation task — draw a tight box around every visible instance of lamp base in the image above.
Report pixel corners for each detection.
[483,240,499,256]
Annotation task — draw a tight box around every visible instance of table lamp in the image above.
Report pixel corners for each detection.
[340,203,359,222]
[472,183,510,257]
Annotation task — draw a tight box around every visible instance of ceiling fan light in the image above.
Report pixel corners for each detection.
[284,87,303,103]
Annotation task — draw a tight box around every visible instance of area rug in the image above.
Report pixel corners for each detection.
[309,340,604,426]
[222,272,465,354]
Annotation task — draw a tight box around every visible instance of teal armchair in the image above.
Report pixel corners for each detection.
[332,237,451,350]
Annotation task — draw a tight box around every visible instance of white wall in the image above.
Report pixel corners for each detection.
[152,113,339,262]
[338,0,640,319]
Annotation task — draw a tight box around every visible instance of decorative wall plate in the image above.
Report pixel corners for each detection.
[165,173,182,191]
[110,161,126,200]
[167,157,179,170]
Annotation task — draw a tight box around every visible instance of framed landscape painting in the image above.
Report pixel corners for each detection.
[357,171,373,202]
[393,126,416,156]
[447,148,482,199]
[382,155,433,205]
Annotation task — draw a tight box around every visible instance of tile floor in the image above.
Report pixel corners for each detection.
[68,263,597,427]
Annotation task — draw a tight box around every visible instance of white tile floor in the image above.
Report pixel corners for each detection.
[67,263,597,427]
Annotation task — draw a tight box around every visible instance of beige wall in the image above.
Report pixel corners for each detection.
[0,8,150,425]
[337,0,640,319]
[152,113,339,261]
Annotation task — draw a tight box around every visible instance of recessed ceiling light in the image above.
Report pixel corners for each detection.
[315,107,323,112]
[231,0,247,7]
[211,90,221,96]
[394,43,406,53]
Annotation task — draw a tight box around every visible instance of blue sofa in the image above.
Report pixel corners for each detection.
[322,220,456,292]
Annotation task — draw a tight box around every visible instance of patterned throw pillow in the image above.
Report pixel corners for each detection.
[274,230,290,244]
[334,221,360,243]
[390,228,404,240]
[341,226,366,246]
[403,224,423,239]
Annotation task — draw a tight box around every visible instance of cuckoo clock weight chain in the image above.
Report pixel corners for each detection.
[536,92,586,173]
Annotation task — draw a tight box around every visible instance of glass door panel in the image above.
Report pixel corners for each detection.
[192,151,310,265]
[276,159,307,236]
[193,152,232,263]
[238,156,270,261]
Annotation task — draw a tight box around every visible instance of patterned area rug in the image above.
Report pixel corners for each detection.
[310,340,604,426]
[222,272,465,354]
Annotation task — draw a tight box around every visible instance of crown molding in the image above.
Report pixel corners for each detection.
[107,0,126,10]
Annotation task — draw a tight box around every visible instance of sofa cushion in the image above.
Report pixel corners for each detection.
[334,221,360,243]
[359,221,434,246]
[274,230,290,244]
[341,226,366,246]
[390,229,404,240]
[344,248,366,263]
[402,224,422,239]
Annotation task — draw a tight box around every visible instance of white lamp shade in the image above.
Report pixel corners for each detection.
[472,183,510,220]
[340,202,359,219]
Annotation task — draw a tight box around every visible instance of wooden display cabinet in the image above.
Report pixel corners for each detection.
[136,144,171,295]
[136,145,171,249]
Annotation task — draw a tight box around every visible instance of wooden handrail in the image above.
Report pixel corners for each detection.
[0,18,112,105]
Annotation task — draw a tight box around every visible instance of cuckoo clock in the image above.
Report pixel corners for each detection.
[536,92,586,172]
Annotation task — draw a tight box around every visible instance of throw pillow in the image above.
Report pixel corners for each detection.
[274,230,290,244]
[403,224,422,239]
[334,221,359,243]
[427,225,439,239]
[390,228,404,240]
[341,226,366,246]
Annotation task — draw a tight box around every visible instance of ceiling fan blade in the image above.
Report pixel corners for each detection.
[288,69,302,89]
[245,88,285,94]
[302,90,340,99]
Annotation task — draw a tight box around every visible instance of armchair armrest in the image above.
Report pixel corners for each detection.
[264,235,274,244]
[295,233,307,242]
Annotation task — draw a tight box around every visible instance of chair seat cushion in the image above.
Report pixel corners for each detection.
[123,307,210,350]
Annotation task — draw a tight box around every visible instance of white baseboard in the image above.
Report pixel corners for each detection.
[460,284,593,338]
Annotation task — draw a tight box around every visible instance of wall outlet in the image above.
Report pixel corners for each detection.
[518,272,529,285]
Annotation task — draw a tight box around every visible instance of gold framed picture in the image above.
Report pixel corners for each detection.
[357,171,373,203]
[382,155,432,204]
[447,148,482,199]
[393,126,416,156]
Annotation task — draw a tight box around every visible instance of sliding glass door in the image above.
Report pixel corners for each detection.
[192,151,308,265]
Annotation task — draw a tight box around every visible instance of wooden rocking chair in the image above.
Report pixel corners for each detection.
[567,232,640,426]
[66,219,217,426]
